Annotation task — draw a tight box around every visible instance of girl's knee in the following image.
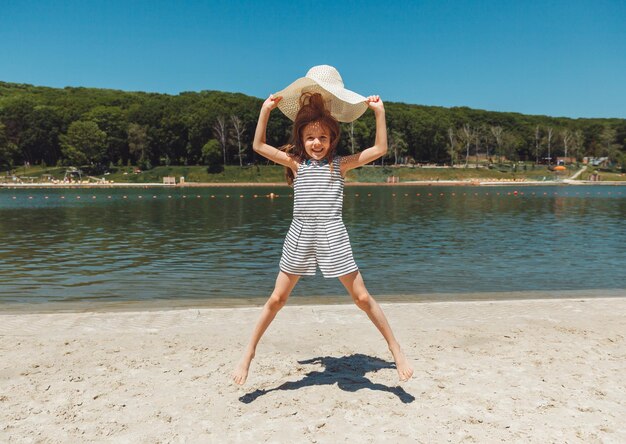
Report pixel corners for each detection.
[267,292,288,311]
[352,291,372,311]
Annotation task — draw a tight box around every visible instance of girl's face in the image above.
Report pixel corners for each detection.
[302,121,332,160]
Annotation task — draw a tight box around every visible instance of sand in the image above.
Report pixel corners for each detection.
[1,297,625,443]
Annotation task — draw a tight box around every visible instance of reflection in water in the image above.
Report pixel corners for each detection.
[0,186,624,304]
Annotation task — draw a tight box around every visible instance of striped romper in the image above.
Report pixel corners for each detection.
[279,157,359,278]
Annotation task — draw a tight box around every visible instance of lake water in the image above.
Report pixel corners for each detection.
[0,185,624,309]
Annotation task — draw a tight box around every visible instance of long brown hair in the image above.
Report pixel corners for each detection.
[282,92,341,185]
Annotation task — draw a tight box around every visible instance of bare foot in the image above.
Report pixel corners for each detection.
[232,352,254,385]
[390,344,413,382]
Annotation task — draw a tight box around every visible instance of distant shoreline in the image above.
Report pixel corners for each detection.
[1,180,625,188]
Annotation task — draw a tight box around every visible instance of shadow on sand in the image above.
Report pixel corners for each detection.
[239,353,415,404]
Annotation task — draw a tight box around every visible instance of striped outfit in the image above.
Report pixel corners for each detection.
[279,157,358,278]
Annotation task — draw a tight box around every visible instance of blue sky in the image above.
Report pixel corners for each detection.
[2,0,625,118]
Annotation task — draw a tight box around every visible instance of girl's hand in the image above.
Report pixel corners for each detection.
[262,94,282,112]
[366,95,384,114]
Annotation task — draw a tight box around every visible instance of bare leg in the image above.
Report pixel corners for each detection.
[339,271,414,382]
[232,271,300,385]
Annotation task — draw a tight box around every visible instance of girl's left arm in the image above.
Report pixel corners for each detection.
[340,96,388,176]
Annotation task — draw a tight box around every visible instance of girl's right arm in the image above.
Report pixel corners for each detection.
[339,96,388,176]
[253,95,299,174]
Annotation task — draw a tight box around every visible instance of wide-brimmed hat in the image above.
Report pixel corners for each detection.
[274,65,368,123]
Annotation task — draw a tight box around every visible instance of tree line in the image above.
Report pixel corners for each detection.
[1,81,625,173]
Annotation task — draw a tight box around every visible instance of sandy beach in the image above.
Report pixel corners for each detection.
[1,297,625,443]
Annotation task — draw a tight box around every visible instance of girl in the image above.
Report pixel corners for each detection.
[233,70,413,385]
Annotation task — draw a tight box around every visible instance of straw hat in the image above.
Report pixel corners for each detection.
[274,65,368,123]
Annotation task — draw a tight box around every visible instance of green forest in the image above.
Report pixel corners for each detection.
[1,80,625,174]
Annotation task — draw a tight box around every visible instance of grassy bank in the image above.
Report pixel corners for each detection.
[346,164,573,182]
[4,163,624,184]
[577,169,626,182]
[105,165,287,183]
[2,165,286,184]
